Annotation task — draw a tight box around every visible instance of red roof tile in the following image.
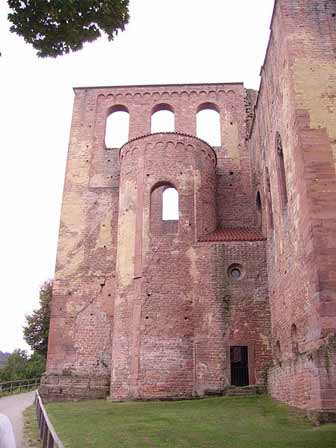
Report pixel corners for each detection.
[198,228,266,242]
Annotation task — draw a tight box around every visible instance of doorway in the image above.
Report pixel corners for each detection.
[230,346,249,386]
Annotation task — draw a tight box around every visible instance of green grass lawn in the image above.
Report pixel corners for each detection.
[45,396,336,448]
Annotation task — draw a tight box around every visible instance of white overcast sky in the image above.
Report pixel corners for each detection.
[0,0,274,353]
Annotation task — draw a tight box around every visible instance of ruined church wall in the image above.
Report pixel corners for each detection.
[192,241,272,394]
[250,0,336,413]
[110,129,271,400]
[111,133,218,400]
[43,81,261,400]
[43,76,273,401]
[42,89,120,399]
[81,81,256,229]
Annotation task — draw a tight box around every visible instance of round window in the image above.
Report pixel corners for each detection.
[230,268,241,279]
[228,264,244,280]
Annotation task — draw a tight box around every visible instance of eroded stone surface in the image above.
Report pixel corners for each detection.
[41,0,336,420]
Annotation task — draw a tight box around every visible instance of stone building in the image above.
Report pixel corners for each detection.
[41,0,336,421]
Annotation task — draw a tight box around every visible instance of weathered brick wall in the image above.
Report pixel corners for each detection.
[42,91,117,399]
[81,82,256,228]
[42,81,273,400]
[250,0,336,415]
[193,241,272,395]
[111,133,217,400]
[111,130,271,400]
[41,0,336,418]
[268,335,336,420]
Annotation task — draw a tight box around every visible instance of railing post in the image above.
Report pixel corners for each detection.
[39,406,43,426]
[36,400,40,424]
[39,413,45,440]
[34,391,64,448]
[42,420,48,448]
[47,433,54,448]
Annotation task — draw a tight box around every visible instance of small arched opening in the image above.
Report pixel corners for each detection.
[162,187,179,221]
[150,183,179,235]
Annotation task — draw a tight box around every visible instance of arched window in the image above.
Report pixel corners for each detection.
[291,324,299,355]
[256,191,262,229]
[276,132,288,209]
[265,168,274,230]
[151,104,174,133]
[275,340,281,364]
[326,2,336,54]
[105,106,129,148]
[150,183,179,235]
[196,103,221,147]
[162,187,179,221]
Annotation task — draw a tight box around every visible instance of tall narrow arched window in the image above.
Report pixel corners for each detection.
[276,132,288,209]
[105,106,129,148]
[265,168,274,230]
[326,2,336,54]
[291,324,299,355]
[162,187,179,221]
[275,340,281,364]
[256,191,262,229]
[196,103,221,147]
[151,104,175,133]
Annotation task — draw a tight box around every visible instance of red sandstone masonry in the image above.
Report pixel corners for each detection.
[249,0,336,418]
[41,0,336,421]
[41,81,272,401]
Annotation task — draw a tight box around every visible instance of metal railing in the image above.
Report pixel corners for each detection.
[0,378,41,397]
[35,390,64,448]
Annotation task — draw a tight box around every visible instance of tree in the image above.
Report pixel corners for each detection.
[6,0,129,57]
[24,352,46,379]
[0,350,46,381]
[0,349,28,381]
[0,352,10,367]
[23,280,52,358]
[0,281,52,382]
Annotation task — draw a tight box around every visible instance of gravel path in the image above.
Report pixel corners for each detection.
[0,391,35,447]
